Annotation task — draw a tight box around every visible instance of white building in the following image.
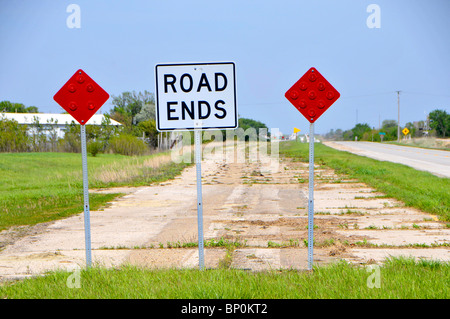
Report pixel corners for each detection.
[0,113,122,138]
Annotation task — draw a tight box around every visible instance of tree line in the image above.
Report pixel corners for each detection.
[323,109,449,141]
[0,92,269,155]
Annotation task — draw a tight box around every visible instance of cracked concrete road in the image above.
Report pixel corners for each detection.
[0,142,449,281]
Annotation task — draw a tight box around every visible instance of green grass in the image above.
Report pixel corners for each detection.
[387,137,450,151]
[280,142,450,221]
[1,257,448,298]
[0,152,191,231]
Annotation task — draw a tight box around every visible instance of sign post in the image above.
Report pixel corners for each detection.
[53,69,109,268]
[294,127,301,141]
[80,124,92,266]
[155,62,237,270]
[194,123,205,269]
[285,67,340,270]
[307,122,315,270]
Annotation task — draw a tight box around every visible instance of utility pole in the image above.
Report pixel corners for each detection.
[396,91,401,142]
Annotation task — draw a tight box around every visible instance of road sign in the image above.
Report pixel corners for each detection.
[285,67,340,270]
[293,127,301,133]
[155,62,237,131]
[155,61,238,270]
[285,67,340,123]
[53,69,109,125]
[402,127,410,136]
[53,69,109,268]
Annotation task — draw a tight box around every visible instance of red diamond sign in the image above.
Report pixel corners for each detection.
[53,69,109,125]
[285,67,340,123]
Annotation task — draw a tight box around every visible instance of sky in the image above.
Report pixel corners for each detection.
[0,0,449,135]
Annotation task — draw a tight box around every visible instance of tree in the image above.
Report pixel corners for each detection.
[236,118,268,141]
[381,119,398,141]
[0,117,29,152]
[351,123,371,141]
[238,118,268,131]
[429,109,449,138]
[342,129,353,140]
[0,100,39,113]
[324,128,344,141]
[110,91,155,127]
[137,119,158,147]
[61,121,81,153]
[29,116,48,152]
[135,103,156,124]
[405,122,416,138]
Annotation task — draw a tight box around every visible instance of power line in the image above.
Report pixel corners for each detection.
[339,91,394,99]
[401,91,450,99]
[239,90,450,108]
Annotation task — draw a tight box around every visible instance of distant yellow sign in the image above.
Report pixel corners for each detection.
[294,127,301,134]
[402,127,410,136]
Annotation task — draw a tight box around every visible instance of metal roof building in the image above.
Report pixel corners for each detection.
[0,113,121,126]
[0,113,122,138]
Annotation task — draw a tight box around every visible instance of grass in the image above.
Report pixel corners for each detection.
[387,137,450,151]
[280,141,450,221]
[1,257,448,298]
[0,152,191,231]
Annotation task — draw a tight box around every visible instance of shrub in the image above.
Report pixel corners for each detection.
[109,134,148,156]
[0,118,29,152]
[87,140,103,157]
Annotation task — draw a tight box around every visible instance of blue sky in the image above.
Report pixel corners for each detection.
[1,0,449,134]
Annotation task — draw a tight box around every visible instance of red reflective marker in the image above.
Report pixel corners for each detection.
[285,67,340,123]
[53,69,109,125]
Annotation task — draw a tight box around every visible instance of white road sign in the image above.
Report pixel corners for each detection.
[155,62,237,131]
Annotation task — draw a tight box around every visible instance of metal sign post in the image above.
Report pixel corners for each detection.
[80,124,92,267]
[307,123,315,270]
[194,127,205,270]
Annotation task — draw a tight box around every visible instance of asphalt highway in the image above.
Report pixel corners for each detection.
[325,141,450,178]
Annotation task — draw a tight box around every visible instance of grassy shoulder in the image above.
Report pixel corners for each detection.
[280,141,450,222]
[387,137,450,151]
[1,257,448,298]
[0,152,191,231]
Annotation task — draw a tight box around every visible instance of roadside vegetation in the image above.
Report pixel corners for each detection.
[387,137,450,151]
[0,151,190,231]
[1,257,448,298]
[323,108,449,142]
[280,141,450,221]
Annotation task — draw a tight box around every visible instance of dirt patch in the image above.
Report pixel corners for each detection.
[0,222,54,251]
[127,248,227,269]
